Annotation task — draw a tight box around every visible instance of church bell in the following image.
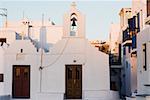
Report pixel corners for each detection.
[71,17,77,26]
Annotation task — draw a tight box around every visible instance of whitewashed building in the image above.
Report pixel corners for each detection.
[109,23,122,97]
[0,3,119,100]
[136,0,150,100]
[119,8,134,98]
[117,0,150,100]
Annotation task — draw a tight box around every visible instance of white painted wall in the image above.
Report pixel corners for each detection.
[0,47,4,95]
[137,26,150,99]
[2,20,63,44]
[31,25,63,44]
[2,38,118,100]
[4,40,40,100]
[0,30,16,96]
[41,38,110,99]
[130,56,137,95]
[132,0,147,30]
[0,29,16,45]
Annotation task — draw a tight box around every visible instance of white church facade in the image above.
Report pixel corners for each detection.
[0,3,119,100]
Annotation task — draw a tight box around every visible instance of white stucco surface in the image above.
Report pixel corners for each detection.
[1,38,118,100]
[137,26,150,100]
[0,47,4,95]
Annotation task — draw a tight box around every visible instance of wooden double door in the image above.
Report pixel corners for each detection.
[66,65,82,99]
[12,65,30,98]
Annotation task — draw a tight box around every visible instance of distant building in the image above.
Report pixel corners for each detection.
[90,40,109,54]
[119,7,134,98]
[109,23,121,54]
[109,23,122,98]
[2,18,63,44]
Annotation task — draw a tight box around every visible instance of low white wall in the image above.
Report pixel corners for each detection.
[0,47,4,95]
[137,27,150,94]
[136,96,150,100]
[126,97,136,100]
[36,92,64,100]
[83,90,119,100]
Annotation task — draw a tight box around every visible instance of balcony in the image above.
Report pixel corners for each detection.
[109,54,121,66]
[122,29,132,46]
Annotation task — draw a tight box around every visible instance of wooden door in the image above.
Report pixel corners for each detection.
[66,65,82,99]
[12,65,30,98]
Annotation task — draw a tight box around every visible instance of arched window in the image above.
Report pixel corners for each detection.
[70,13,77,36]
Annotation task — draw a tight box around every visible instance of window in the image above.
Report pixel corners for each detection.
[132,35,137,49]
[128,17,136,32]
[123,47,126,55]
[143,44,147,71]
[0,38,6,46]
[20,49,23,53]
[16,33,22,40]
[147,0,150,17]
[137,13,140,32]
[0,74,4,82]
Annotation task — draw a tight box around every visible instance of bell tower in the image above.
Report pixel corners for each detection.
[63,2,85,38]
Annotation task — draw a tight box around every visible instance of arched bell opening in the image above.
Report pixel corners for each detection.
[70,13,78,36]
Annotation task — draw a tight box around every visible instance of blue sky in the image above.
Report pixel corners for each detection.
[0,0,131,41]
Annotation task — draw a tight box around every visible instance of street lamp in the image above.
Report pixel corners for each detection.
[0,8,7,28]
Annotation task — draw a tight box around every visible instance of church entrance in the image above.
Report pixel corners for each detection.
[12,65,30,98]
[65,65,82,99]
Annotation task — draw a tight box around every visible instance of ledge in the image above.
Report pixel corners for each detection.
[136,94,150,97]
[144,84,150,86]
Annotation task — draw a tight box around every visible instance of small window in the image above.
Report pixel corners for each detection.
[20,49,23,53]
[143,43,147,71]
[0,74,4,82]
[137,13,140,32]
[0,38,6,46]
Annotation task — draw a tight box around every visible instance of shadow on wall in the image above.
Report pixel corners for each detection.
[0,95,10,100]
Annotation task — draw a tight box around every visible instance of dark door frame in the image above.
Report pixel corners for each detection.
[12,65,30,99]
[65,64,82,99]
